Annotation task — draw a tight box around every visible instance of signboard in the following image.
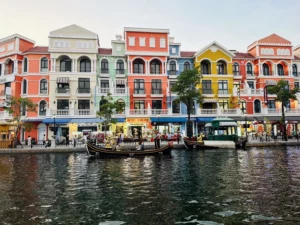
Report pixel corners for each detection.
[126,118,149,125]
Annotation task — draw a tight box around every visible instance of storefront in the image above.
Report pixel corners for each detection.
[126,118,151,138]
[111,118,127,136]
[196,117,215,135]
[150,117,186,135]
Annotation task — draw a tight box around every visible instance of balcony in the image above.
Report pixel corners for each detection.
[200,109,218,114]
[129,109,148,115]
[151,90,163,97]
[96,87,128,96]
[76,88,91,97]
[116,69,125,78]
[218,89,231,97]
[46,109,96,117]
[240,89,264,95]
[56,88,70,97]
[151,109,168,115]
[0,111,12,119]
[133,90,146,98]
[233,71,242,79]
[169,70,177,75]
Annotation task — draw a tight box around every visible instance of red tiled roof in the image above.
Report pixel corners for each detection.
[258,34,291,44]
[180,51,196,57]
[294,56,300,60]
[233,52,255,59]
[23,46,48,54]
[98,48,112,55]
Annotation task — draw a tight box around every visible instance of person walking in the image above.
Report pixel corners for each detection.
[27,136,32,148]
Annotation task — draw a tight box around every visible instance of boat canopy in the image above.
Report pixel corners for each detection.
[219,121,237,126]
[205,123,212,127]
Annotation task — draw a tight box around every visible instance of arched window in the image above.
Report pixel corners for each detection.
[23,58,28,73]
[116,99,125,114]
[169,61,176,75]
[60,57,72,72]
[133,59,144,74]
[41,57,48,72]
[217,60,227,75]
[172,100,180,114]
[201,60,211,74]
[246,63,253,75]
[254,99,261,113]
[40,79,48,94]
[233,62,239,75]
[263,63,270,75]
[39,100,47,116]
[150,59,161,74]
[293,64,298,76]
[184,62,190,70]
[116,60,124,74]
[22,79,27,95]
[101,59,109,73]
[277,64,284,76]
[80,58,91,72]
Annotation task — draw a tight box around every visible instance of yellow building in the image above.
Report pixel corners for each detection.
[194,42,235,110]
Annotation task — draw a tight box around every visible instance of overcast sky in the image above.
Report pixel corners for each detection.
[1,0,300,52]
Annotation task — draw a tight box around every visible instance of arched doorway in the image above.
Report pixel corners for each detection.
[38,123,47,141]
[254,99,261,113]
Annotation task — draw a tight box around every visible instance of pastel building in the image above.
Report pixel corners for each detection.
[97,34,129,135]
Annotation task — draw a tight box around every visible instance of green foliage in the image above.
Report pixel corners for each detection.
[97,93,125,133]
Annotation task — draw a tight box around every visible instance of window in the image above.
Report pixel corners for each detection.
[101,59,109,73]
[152,79,162,94]
[219,100,228,109]
[160,38,166,48]
[247,81,254,89]
[201,60,211,74]
[254,99,261,113]
[60,57,72,72]
[78,78,90,93]
[116,60,124,74]
[57,100,69,110]
[150,37,155,48]
[78,100,90,110]
[134,79,144,94]
[171,48,176,54]
[152,100,162,109]
[233,62,239,75]
[277,64,284,76]
[40,79,48,94]
[80,58,91,72]
[100,80,109,93]
[0,64,2,76]
[39,100,47,116]
[217,61,227,75]
[169,81,176,93]
[240,100,247,113]
[129,37,135,46]
[172,100,180,114]
[184,62,190,71]
[295,82,299,89]
[133,59,144,74]
[293,64,298,76]
[218,80,228,94]
[23,58,28,73]
[263,63,270,75]
[169,61,176,75]
[202,80,212,94]
[22,79,27,95]
[117,46,121,52]
[285,100,291,109]
[134,100,145,109]
[11,61,14,73]
[21,103,26,116]
[41,57,48,72]
[150,60,161,74]
[267,100,276,109]
[139,37,145,47]
[246,63,253,75]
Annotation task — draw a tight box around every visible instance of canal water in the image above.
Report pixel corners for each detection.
[1,147,300,225]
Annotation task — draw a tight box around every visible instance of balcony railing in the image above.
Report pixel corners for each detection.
[116,69,125,74]
[152,90,162,94]
[40,89,48,95]
[77,88,91,94]
[56,88,70,94]
[293,72,300,77]
[134,90,145,94]
[98,88,110,94]
[247,71,254,76]
[218,89,230,95]
[101,69,109,74]
[169,71,177,75]
[233,71,240,76]
[114,88,126,94]
[200,109,217,114]
[47,109,96,117]
[268,108,281,114]
[152,109,168,115]
[222,109,237,114]
[202,89,213,94]
[54,109,70,116]
[74,109,93,115]
[130,109,148,115]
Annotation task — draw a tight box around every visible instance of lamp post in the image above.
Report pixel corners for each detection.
[52,114,56,148]
[157,114,160,132]
[244,113,248,142]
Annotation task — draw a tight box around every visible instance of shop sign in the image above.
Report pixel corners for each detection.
[126,118,149,125]
[0,75,15,84]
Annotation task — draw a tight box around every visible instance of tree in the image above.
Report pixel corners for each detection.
[4,97,37,147]
[267,79,299,141]
[97,93,125,137]
[171,67,203,138]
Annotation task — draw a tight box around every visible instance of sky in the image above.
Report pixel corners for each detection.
[1,0,300,52]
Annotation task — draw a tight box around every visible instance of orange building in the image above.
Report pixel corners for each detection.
[124,27,170,134]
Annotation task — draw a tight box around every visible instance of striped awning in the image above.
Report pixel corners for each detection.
[266,80,277,86]
[56,77,69,84]
[203,99,218,103]
[116,79,125,85]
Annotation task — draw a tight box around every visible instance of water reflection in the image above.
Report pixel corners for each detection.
[0,148,299,224]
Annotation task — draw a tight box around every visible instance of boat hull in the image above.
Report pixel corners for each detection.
[87,142,173,157]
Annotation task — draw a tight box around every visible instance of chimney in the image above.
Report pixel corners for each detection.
[115,35,122,41]
[169,37,175,44]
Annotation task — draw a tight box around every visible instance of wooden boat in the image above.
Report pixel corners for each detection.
[183,137,246,150]
[86,142,173,157]
[183,137,219,150]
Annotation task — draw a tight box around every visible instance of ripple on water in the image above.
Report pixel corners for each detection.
[175,220,224,225]
[98,221,126,225]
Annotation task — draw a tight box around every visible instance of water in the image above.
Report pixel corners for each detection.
[1,147,300,225]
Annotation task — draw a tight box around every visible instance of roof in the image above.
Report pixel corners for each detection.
[294,56,300,60]
[124,27,170,34]
[233,52,255,59]
[0,33,35,45]
[258,34,291,45]
[23,46,49,54]
[194,41,235,58]
[98,48,112,55]
[180,51,196,57]
[49,24,98,39]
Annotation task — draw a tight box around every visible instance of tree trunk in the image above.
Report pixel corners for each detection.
[186,105,193,138]
[282,102,287,141]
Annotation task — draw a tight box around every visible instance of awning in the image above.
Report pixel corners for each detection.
[42,118,71,124]
[116,79,125,85]
[56,77,69,84]
[151,117,187,123]
[22,118,44,122]
[196,117,215,122]
[203,100,218,103]
[219,121,238,126]
[205,123,212,127]
[266,80,277,86]
[116,118,125,122]
[70,118,103,123]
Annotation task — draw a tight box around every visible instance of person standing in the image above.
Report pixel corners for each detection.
[156,132,161,148]
[66,135,69,146]
[43,134,46,145]
[73,135,77,147]
[27,136,32,148]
